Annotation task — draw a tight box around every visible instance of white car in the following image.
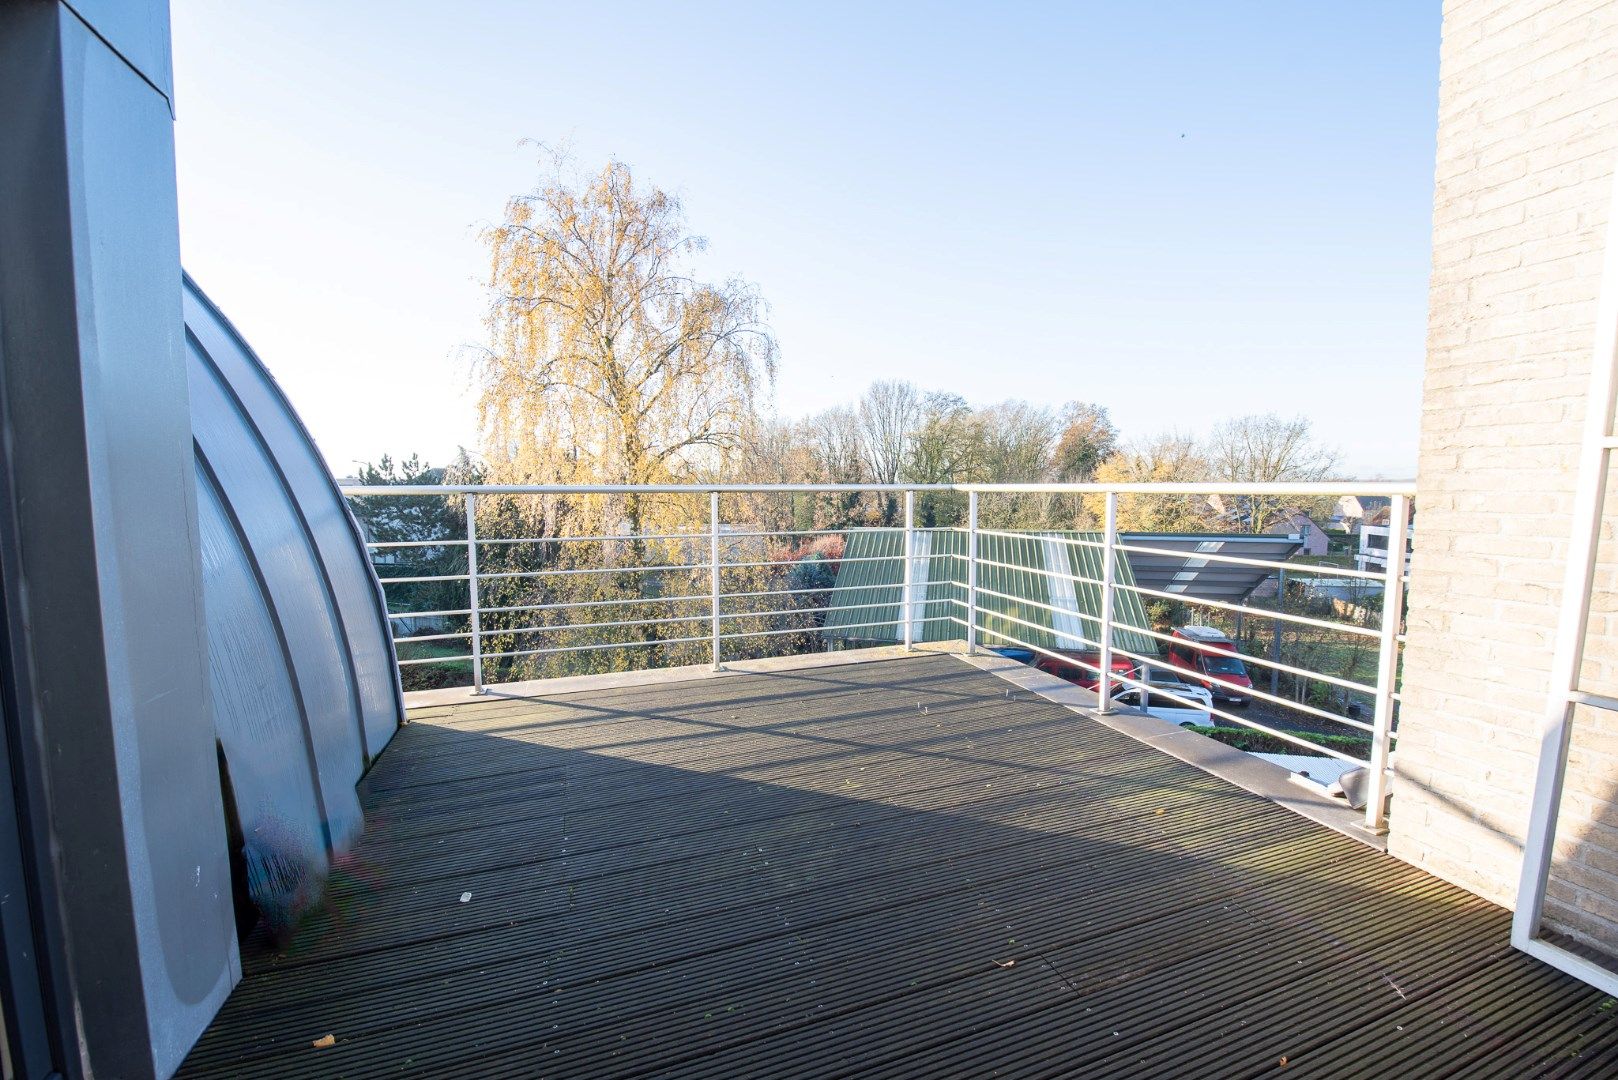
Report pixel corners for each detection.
[1115,683,1213,727]
[1142,669,1216,708]
[1139,676,1216,709]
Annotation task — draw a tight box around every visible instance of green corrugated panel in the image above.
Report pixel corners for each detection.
[825,529,1156,655]
[818,529,903,639]
[920,529,966,643]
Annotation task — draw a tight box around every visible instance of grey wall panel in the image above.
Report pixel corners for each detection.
[72,26,239,1059]
[194,460,331,927]
[188,355,367,852]
[4,3,401,1074]
[0,4,237,1075]
[184,279,403,758]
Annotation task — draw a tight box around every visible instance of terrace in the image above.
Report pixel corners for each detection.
[176,481,1618,1076]
[11,5,1618,1077]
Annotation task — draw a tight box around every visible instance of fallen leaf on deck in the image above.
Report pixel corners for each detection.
[312,1034,336,1049]
[459,891,472,903]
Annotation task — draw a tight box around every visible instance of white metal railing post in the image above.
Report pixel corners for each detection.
[710,490,722,671]
[966,491,979,655]
[1098,491,1118,714]
[903,489,915,652]
[1364,491,1410,832]
[465,492,485,695]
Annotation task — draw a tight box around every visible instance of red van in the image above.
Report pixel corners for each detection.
[1034,649,1136,693]
[1166,626,1252,706]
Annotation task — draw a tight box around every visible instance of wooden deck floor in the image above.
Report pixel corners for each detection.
[180,655,1618,1078]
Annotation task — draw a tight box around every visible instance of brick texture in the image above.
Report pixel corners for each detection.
[1390,0,1618,957]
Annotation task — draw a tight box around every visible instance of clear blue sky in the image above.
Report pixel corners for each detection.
[171,2,1440,479]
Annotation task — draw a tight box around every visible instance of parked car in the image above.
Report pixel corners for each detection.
[1140,668,1215,711]
[1115,686,1213,727]
[1166,626,1253,706]
[1033,649,1136,692]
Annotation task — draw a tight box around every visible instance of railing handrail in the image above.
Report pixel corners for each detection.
[348,477,1413,833]
[341,480,1417,497]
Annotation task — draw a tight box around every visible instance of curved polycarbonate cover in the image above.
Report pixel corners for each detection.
[184,274,403,925]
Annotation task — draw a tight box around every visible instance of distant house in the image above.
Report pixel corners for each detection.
[1334,494,1391,529]
[1356,520,1414,575]
[1204,493,1236,524]
[1264,508,1329,556]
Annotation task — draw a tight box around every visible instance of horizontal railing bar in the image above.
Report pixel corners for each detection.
[469,529,976,547]
[397,654,472,667]
[470,525,961,546]
[723,584,877,600]
[343,481,1416,497]
[483,613,709,638]
[973,623,1365,762]
[472,589,942,619]
[377,572,470,585]
[365,538,464,549]
[480,593,709,615]
[478,562,708,581]
[718,616,955,642]
[962,600,1376,733]
[970,583,1102,631]
[974,527,1102,550]
[1112,617,1380,697]
[386,607,472,619]
[965,581,1381,698]
[1113,580,1382,638]
[490,585,890,619]
[469,622,950,660]
[1571,689,1618,712]
[480,635,711,660]
[1103,640,1374,733]
[475,531,699,545]
[717,526,954,539]
[1110,540,1392,582]
[474,603,942,641]
[718,553,911,571]
[973,534,1390,589]
[968,604,1101,651]
[719,601,900,622]
[392,631,473,644]
[971,554,1103,588]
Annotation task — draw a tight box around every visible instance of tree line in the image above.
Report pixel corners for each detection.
[472,152,1338,538]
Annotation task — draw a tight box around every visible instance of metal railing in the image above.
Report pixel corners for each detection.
[343,480,1415,831]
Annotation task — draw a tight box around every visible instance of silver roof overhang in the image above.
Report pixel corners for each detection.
[1118,533,1303,603]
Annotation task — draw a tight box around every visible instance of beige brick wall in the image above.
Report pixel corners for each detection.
[1391,0,1618,955]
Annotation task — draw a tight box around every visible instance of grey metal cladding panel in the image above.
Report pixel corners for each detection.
[183,278,402,758]
[188,356,365,851]
[194,462,330,925]
[67,0,174,101]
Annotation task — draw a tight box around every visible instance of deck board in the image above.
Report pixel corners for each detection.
[179,654,1618,1077]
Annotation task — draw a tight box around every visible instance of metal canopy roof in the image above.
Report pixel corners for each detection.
[823,531,1301,651]
[824,529,1156,655]
[1118,532,1303,604]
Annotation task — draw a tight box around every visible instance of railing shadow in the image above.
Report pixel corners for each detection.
[181,660,1618,1079]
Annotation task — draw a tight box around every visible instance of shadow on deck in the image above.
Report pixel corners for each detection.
[180,655,1618,1077]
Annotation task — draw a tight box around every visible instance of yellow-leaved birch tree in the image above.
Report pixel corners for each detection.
[478,153,777,539]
